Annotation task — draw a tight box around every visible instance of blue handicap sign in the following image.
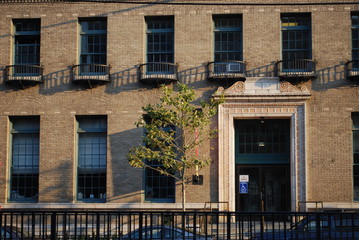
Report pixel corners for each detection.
[240,182,248,194]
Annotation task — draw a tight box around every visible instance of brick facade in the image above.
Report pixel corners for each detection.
[0,0,358,210]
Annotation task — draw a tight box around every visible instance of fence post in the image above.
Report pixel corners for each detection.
[316,213,321,240]
[51,212,56,240]
[227,212,231,240]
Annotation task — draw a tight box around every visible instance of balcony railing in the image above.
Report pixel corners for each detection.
[139,62,178,84]
[276,59,317,80]
[346,60,359,80]
[5,65,44,85]
[71,64,111,84]
[207,61,246,81]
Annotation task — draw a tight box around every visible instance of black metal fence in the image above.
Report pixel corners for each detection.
[0,210,358,240]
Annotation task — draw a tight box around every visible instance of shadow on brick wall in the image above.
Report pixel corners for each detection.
[39,161,72,202]
[313,62,359,91]
[246,62,276,77]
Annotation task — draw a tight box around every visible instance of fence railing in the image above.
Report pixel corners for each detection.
[4,65,44,83]
[275,59,316,77]
[0,210,358,240]
[71,64,111,83]
[346,60,359,79]
[138,62,178,83]
[207,61,246,80]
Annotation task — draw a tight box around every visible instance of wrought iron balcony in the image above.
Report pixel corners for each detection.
[71,64,111,85]
[346,60,359,80]
[275,59,317,80]
[5,65,44,85]
[139,62,178,85]
[207,61,246,81]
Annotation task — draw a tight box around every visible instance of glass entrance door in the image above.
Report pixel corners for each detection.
[236,165,290,212]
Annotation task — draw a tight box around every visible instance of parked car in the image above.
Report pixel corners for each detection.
[251,214,359,239]
[120,225,214,240]
[1,226,39,240]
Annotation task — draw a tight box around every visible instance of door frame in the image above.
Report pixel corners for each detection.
[216,80,310,212]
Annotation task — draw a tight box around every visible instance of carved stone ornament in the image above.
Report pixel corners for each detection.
[280,81,308,93]
[215,81,245,96]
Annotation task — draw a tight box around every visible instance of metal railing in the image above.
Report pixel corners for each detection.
[5,65,44,83]
[207,61,246,80]
[71,64,111,82]
[276,59,317,77]
[0,210,358,240]
[138,62,178,82]
[346,60,359,79]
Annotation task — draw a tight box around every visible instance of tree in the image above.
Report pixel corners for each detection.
[127,83,222,211]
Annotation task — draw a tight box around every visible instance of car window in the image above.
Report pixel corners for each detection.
[162,228,182,239]
[1,229,11,239]
[334,217,359,229]
[306,219,329,231]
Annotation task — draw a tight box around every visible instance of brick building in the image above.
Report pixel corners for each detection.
[0,0,358,212]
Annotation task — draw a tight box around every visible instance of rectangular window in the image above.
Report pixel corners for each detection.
[353,113,359,201]
[13,19,41,75]
[77,116,107,202]
[10,117,39,202]
[213,15,243,62]
[281,13,312,70]
[79,18,107,74]
[352,13,359,69]
[145,125,175,202]
[146,17,174,67]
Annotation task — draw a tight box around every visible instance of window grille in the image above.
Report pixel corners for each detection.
[213,15,242,62]
[13,19,41,75]
[79,19,107,74]
[144,125,175,202]
[352,13,359,68]
[146,17,174,69]
[353,113,359,201]
[77,116,107,202]
[281,14,312,70]
[10,117,39,202]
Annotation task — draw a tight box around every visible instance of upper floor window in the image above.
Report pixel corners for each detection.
[146,16,174,65]
[79,18,107,72]
[77,116,107,202]
[213,15,242,62]
[10,117,40,202]
[12,19,41,76]
[352,13,359,66]
[281,13,311,61]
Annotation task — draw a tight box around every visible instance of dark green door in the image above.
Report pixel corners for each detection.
[236,165,290,212]
[235,119,291,212]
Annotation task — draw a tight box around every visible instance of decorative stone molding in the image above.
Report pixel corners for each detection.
[216,77,311,212]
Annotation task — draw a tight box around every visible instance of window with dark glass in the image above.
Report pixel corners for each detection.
[213,15,242,62]
[353,113,359,201]
[79,19,107,74]
[77,116,107,202]
[146,17,174,72]
[13,19,40,75]
[352,13,359,69]
[10,117,39,202]
[281,14,312,70]
[235,119,290,164]
[145,125,175,202]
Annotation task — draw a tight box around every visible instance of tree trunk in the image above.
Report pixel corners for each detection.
[182,181,186,211]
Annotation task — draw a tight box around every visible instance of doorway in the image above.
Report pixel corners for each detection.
[236,165,290,212]
[235,119,291,212]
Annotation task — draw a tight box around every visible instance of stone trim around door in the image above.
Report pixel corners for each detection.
[215,77,311,211]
